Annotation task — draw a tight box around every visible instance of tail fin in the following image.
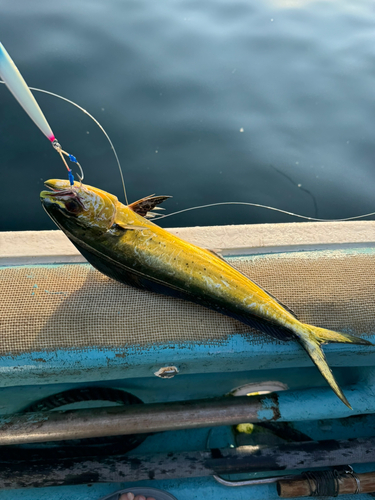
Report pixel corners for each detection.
[297,324,373,409]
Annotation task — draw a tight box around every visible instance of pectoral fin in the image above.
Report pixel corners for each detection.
[112,222,151,231]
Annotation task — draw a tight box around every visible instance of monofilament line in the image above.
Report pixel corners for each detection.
[153,201,375,223]
[0,80,128,205]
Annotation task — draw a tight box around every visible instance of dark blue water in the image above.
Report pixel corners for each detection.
[1,0,375,231]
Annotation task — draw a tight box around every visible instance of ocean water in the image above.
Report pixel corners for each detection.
[0,0,374,231]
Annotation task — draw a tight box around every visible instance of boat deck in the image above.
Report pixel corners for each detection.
[0,221,375,500]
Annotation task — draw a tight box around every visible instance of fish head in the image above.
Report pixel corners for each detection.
[40,179,118,234]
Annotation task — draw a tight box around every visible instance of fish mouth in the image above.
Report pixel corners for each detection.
[40,180,86,212]
[41,179,76,196]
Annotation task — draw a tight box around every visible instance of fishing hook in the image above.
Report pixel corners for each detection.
[52,139,85,187]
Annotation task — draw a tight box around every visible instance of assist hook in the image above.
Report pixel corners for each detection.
[52,139,84,186]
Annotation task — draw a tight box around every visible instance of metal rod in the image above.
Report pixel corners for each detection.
[0,381,374,446]
[0,395,266,445]
[1,437,375,489]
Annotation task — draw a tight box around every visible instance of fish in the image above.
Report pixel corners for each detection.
[40,179,372,409]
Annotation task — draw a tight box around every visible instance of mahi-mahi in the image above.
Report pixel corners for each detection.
[40,179,372,408]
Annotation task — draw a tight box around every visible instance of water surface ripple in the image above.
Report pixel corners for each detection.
[0,0,374,230]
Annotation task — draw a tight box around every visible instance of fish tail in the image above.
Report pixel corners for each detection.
[295,323,373,409]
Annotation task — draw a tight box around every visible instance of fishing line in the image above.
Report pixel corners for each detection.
[152,201,375,223]
[0,80,128,205]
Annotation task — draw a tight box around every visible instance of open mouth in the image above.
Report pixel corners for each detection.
[41,181,86,211]
[44,181,76,196]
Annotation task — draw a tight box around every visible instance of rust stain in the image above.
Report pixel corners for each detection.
[258,392,281,421]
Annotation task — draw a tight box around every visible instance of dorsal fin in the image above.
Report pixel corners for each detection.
[128,195,172,217]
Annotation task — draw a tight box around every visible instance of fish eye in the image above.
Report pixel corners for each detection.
[64,198,82,214]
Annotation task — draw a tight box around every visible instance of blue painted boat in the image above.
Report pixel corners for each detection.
[1,220,375,500]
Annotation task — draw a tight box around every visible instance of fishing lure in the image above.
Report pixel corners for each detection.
[0,41,81,186]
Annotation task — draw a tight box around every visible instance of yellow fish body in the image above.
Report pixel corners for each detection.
[40,180,372,408]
